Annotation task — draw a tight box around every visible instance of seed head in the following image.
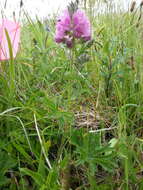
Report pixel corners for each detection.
[140,0,143,7]
[130,1,136,12]
[20,0,23,8]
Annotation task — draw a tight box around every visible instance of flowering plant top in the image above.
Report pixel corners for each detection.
[55,7,91,48]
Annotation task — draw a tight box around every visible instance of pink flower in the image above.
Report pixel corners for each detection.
[55,9,91,47]
[55,10,71,43]
[0,19,20,61]
[73,10,91,41]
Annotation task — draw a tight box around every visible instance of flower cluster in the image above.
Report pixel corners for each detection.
[55,9,91,48]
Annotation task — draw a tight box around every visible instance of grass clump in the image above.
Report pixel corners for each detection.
[0,1,143,190]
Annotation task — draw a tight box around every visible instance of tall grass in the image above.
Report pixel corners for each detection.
[0,0,143,190]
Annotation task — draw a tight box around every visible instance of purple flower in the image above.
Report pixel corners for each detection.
[55,10,71,43]
[55,9,91,47]
[73,10,91,41]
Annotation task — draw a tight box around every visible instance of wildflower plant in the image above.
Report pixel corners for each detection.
[54,0,94,99]
[55,1,91,48]
[1,0,143,190]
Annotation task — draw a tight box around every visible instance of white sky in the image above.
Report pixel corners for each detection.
[0,0,71,19]
[0,0,142,19]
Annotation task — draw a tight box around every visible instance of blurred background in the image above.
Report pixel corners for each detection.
[0,0,142,20]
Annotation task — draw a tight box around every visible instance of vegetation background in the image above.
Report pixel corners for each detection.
[0,0,143,189]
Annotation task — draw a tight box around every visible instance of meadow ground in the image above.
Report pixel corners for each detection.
[0,1,143,190]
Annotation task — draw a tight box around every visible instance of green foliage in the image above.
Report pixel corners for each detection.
[1,3,143,190]
[71,129,116,174]
[0,151,17,187]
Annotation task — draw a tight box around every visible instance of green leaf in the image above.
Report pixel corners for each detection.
[20,168,45,186]
[0,151,17,187]
[5,28,14,62]
[13,142,32,164]
[0,175,10,186]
